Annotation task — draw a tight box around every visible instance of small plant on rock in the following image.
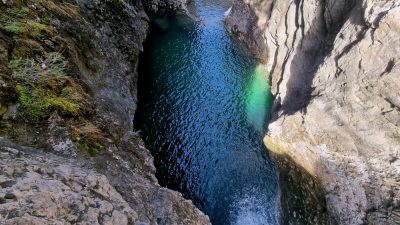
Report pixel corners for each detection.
[8,52,84,121]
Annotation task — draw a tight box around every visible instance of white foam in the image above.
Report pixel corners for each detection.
[224,7,232,17]
[229,191,279,225]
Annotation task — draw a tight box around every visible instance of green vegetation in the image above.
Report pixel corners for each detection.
[1,19,52,39]
[1,2,102,156]
[71,122,104,157]
[9,52,83,121]
[129,161,137,170]
[3,22,26,34]
[0,121,12,135]
[0,7,29,23]
[78,140,102,156]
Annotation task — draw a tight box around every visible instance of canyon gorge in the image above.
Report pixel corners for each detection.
[0,0,399,224]
[225,0,400,224]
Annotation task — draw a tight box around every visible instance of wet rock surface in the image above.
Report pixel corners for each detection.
[228,0,400,224]
[271,152,336,225]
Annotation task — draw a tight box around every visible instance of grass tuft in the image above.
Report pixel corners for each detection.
[71,122,104,156]
[9,52,84,121]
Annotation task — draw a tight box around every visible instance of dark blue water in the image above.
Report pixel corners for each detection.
[135,0,280,224]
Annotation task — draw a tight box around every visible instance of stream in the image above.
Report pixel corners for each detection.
[135,0,280,224]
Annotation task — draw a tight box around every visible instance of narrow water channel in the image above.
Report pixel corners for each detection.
[135,0,280,224]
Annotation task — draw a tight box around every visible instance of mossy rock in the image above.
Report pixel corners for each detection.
[70,122,104,156]
[9,52,85,121]
[0,74,18,117]
[2,20,53,38]
[12,38,45,60]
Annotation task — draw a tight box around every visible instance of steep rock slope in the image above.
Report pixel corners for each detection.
[224,0,273,60]
[0,0,209,224]
[0,139,209,225]
[226,0,400,224]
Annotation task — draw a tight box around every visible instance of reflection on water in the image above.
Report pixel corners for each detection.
[246,65,273,132]
[135,0,280,224]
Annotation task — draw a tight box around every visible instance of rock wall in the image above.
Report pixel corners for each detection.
[143,0,189,17]
[0,0,209,224]
[226,0,400,224]
[224,0,273,60]
[0,139,209,225]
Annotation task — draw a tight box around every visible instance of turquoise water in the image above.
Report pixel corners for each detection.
[135,0,279,224]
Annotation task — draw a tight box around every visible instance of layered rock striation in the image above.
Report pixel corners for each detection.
[226,0,400,224]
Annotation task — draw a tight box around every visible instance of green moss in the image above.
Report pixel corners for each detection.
[45,96,80,116]
[0,120,12,134]
[16,84,80,121]
[3,22,27,34]
[10,53,83,121]
[5,7,29,19]
[0,105,7,116]
[0,4,53,38]
[26,20,51,39]
[0,7,29,24]
[1,19,51,39]
[78,140,102,157]
[60,86,74,97]
[129,161,137,170]
[12,38,44,58]
[70,122,104,157]
[16,84,47,120]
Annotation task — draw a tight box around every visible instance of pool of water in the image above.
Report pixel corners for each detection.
[135,0,280,224]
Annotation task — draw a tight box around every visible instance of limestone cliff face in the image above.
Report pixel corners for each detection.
[226,0,400,224]
[0,0,209,224]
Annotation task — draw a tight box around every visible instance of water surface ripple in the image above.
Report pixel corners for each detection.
[135,1,280,224]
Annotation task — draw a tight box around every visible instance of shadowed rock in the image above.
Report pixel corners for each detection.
[227,0,400,224]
